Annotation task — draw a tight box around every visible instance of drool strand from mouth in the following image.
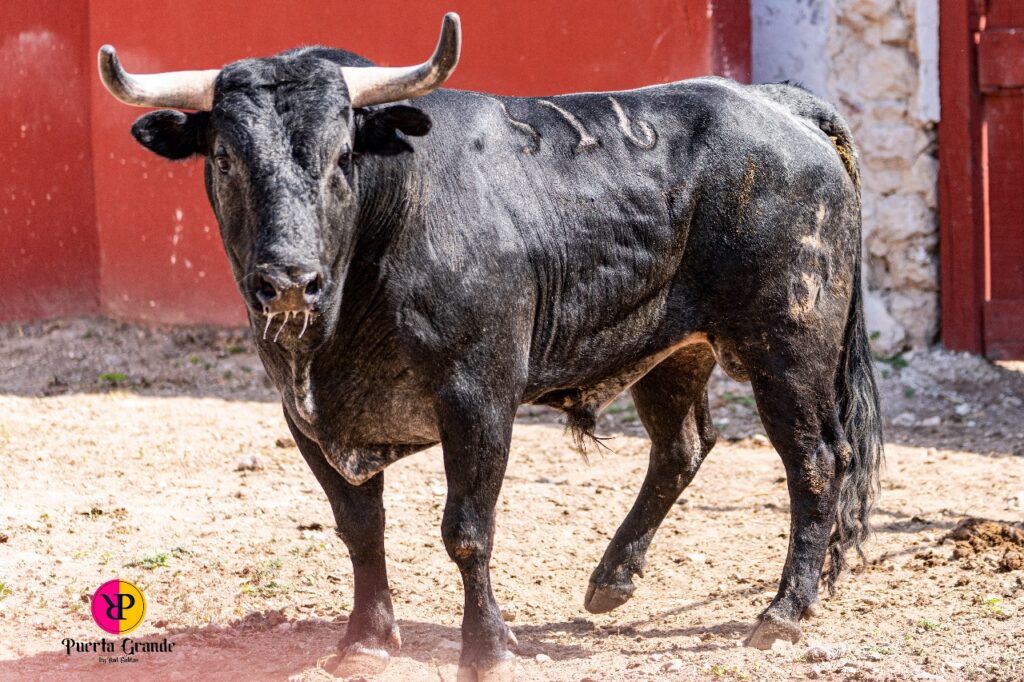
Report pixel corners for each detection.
[262,310,276,340]
[262,308,316,343]
[273,310,292,343]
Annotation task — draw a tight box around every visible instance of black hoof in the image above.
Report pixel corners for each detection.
[584,580,635,614]
[743,613,803,650]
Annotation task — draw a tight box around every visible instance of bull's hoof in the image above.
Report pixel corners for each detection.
[456,653,517,681]
[584,580,635,614]
[321,623,400,679]
[320,644,390,677]
[743,613,803,650]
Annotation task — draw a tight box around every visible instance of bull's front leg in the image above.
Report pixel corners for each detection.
[284,413,399,676]
[436,382,519,682]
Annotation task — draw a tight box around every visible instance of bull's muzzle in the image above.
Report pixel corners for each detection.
[252,265,324,341]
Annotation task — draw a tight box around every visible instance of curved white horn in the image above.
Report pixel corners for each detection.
[98,45,219,111]
[341,12,461,108]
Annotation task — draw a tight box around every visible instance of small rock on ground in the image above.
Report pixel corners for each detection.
[661,659,683,673]
[236,453,263,471]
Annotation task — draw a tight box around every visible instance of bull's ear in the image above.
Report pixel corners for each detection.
[131,110,210,160]
[355,105,432,157]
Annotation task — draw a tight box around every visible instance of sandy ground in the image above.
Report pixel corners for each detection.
[0,318,1022,681]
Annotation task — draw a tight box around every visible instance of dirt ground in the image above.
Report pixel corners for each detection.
[1,317,1022,681]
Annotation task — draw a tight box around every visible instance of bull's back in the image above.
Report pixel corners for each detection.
[405,80,859,388]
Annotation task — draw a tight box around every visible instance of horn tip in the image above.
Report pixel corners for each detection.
[442,12,461,38]
[98,45,120,70]
[97,44,134,102]
[98,44,117,66]
[439,12,462,69]
[97,45,120,85]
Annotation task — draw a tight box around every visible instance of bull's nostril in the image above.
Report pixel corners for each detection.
[304,274,323,299]
[256,277,278,304]
[254,267,321,312]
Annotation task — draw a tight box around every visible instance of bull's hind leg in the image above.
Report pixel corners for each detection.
[284,414,399,676]
[585,345,717,613]
[740,345,849,649]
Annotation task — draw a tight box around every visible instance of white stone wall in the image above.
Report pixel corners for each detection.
[752,0,940,355]
[751,0,830,94]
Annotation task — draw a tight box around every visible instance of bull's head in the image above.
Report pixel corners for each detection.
[98,14,460,345]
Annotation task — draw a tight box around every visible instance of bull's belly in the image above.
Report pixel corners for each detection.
[278,327,709,487]
[529,331,708,412]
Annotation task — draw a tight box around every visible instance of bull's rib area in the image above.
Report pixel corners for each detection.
[609,97,657,150]
[497,101,541,154]
[538,99,600,153]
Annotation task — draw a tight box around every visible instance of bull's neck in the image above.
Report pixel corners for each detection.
[353,152,422,245]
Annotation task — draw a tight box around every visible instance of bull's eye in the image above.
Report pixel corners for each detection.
[214,151,231,175]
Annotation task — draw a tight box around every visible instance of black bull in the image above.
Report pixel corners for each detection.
[104,28,883,682]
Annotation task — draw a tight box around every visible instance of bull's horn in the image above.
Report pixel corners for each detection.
[341,12,461,108]
[97,45,219,110]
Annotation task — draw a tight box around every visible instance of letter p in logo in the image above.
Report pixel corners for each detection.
[91,580,146,634]
[101,592,136,620]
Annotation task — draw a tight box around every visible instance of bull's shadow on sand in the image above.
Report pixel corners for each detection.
[0,606,754,681]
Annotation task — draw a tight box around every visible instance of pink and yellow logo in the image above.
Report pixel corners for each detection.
[90,579,146,635]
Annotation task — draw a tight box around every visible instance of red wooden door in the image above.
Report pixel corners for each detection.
[978,1,1024,358]
[940,0,1024,359]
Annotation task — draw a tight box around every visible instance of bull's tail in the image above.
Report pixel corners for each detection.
[816,111,860,188]
[825,233,883,591]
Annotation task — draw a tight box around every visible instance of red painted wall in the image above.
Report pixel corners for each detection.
[0,1,100,321]
[4,1,750,325]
